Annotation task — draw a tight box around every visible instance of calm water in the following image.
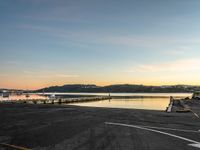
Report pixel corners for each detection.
[0,94,48,101]
[69,98,171,110]
[41,92,192,98]
[65,93,192,111]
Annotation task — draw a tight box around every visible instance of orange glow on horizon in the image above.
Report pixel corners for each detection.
[1,80,200,90]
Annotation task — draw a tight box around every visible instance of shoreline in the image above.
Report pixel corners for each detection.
[0,95,191,102]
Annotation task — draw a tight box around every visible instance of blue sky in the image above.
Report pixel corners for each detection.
[1,0,200,89]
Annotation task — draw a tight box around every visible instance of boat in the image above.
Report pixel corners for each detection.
[16,91,23,95]
[25,89,30,98]
[26,93,30,98]
[49,93,56,99]
[2,91,9,98]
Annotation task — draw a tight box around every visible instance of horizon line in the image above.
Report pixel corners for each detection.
[1,83,200,91]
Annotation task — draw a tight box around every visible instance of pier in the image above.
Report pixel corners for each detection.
[166,96,191,113]
[0,96,111,105]
[166,96,174,112]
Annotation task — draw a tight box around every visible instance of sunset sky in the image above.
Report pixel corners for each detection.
[1,0,200,90]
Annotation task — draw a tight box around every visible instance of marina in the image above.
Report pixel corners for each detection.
[0,93,193,111]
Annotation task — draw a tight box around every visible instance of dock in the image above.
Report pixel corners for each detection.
[166,96,192,113]
[166,96,174,112]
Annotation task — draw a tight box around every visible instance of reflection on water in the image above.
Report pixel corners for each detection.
[70,98,170,111]
[0,94,48,101]
[41,92,192,98]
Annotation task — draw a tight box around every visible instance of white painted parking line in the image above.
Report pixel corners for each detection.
[137,125,200,133]
[105,122,200,149]
[188,143,200,148]
[190,110,200,119]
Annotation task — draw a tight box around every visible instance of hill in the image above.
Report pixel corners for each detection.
[35,84,200,93]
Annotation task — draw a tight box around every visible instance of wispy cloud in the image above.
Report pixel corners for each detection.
[127,58,200,73]
[18,24,200,48]
[23,70,79,78]
[164,46,190,55]
[55,74,80,78]
[23,70,36,74]
[0,74,8,77]
[5,61,21,65]
[107,36,200,48]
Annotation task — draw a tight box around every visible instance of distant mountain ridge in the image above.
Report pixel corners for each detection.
[35,84,200,93]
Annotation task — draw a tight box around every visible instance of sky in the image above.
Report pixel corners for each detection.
[1,0,200,90]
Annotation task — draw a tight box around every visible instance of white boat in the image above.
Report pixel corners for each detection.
[49,93,56,99]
